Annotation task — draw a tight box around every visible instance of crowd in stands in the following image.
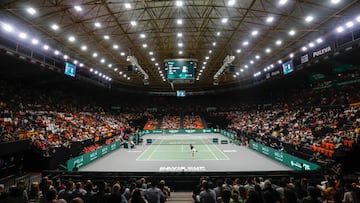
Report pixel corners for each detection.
[183,115,204,129]
[1,173,360,203]
[160,116,180,130]
[0,81,137,156]
[192,174,360,203]
[0,176,171,203]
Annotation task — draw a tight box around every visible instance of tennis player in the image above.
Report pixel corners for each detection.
[191,144,198,158]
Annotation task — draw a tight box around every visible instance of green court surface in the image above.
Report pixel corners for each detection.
[137,143,229,161]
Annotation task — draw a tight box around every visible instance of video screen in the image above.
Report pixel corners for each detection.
[176,90,186,97]
[282,60,294,75]
[166,59,196,80]
[64,62,77,77]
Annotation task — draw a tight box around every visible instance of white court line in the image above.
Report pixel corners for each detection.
[147,139,163,160]
[205,143,219,160]
[211,144,230,160]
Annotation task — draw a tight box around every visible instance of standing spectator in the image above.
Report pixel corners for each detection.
[129,188,147,203]
[198,181,216,203]
[108,183,127,203]
[145,180,164,203]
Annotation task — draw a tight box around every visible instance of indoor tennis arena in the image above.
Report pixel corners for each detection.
[1,1,360,203]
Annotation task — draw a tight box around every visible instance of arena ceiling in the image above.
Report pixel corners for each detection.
[0,0,360,91]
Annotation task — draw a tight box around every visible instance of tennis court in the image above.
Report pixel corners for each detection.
[137,137,229,161]
[80,133,292,172]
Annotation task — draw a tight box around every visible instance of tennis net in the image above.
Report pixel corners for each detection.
[146,138,217,145]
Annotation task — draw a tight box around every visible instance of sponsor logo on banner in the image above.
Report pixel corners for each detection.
[101,147,108,155]
[202,129,212,133]
[274,151,284,162]
[185,129,196,133]
[261,146,269,155]
[89,151,98,161]
[301,54,309,64]
[252,142,258,150]
[169,130,179,133]
[110,143,117,151]
[74,157,84,167]
[313,46,332,58]
[159,166,206,172]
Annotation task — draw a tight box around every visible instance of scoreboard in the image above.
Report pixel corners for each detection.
[166,59,197,80]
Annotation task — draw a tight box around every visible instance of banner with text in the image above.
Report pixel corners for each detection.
[67,141,121,171]
[249,140,319,171]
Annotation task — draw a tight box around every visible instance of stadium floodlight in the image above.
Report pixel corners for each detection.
[31,38,39,45]
[336,26,344,33]
[345,21,354,28]
[2,23,14,32]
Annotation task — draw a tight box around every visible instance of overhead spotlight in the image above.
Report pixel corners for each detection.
[90,68,93,72]
[26,7,36,15]
[289,53,294,58]
[94,22,101,28]
[130,21,137,26]
[113,44,119,49]
[336,26,344,33]
[74,5,82,12]
[104,35,110,40]
[114,68,118,71]
[346,21,354,28]
[100,58,105,63]
[289,30,296,36]
[142,44,147,48]
[18,32,27,39]
[357,16,360,23]
[31,38,39,45]
[216,32,221,36]
[244,65,248,68]
[177,32,183,37]
[240,69,244,72]
[250,60,254,64]
[209,50,212,54]
[212,42,216,46]
[92,53,98,57]
[149,51,154,55]
[176,1,183,7]
[309,42,315,47]
[228,0,236,6]
[265,48,271,53]
[177,19,183,25]
[236,49,241,53]
[68,36,75,42]
[155,63,159,66]
[221,18,228,23]
[124,3,131,9]
[276,40,282,45]
[79,63,84,67]
[51,24,59,30]
[140,33,146,38]
[63,55,68,59]
[120,52,125,56]
[54,50,60,55]
[43,45,49,50]
[243,41,249,46]
[74,60,78,64]
[279,0,288,5]
[331,0,341,4]
[178,42,183,47]
[251,30,258,36]
[108,64,112,68]
[266,16,274,23]
[305,15,314,23]
[255,55,260,59]
[316,38,323,44]
[81,45,87,51]
[2,23,14,32]
[278,60,282,64]
[302,46,307,51]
